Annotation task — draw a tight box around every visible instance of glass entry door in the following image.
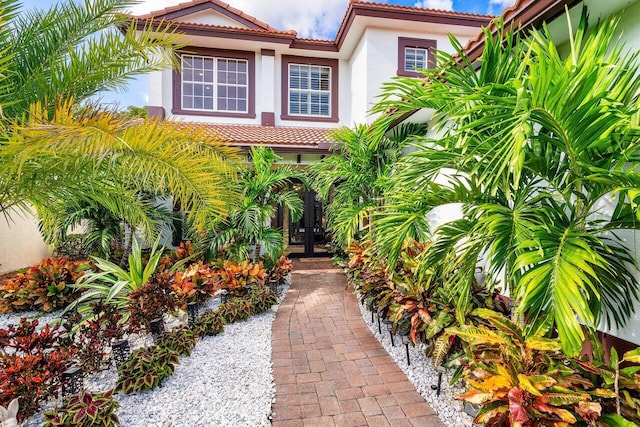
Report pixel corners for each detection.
[288,187,330,257]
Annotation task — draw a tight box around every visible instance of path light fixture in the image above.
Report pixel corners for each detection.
[61,367,83,397]
[430,366,446,396]
[61,308,76,332]
[370,303,375,323]
[376,307,385,334]
[269,279,277,294]
[187,302,198,328]
[382,318,395,347]
[149,317,165,339]
[221,290,230,303]
[112,339,130,368]
[398,328,411,365]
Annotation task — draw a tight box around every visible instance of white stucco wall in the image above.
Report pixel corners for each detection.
[173,10,250,27]
[592,0,640,344]
[349,30,369,125]
[0,209,51,274]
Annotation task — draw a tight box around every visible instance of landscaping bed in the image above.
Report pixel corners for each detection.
[0,245,293,426]
[17,276,290,427]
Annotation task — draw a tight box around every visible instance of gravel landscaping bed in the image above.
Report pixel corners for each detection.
[13,277,290,427]
[0,308,65,330]
[357,300,474,426]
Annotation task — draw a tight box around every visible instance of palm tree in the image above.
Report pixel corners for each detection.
[0,0,241,249]
[1,103,241,242]
[308,123,428,249]
[203,147,303,262]
[368,10,640,357]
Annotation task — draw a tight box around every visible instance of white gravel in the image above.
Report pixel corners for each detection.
[15,276,291,427]
[357,299,474,426]
[0,308,65,330]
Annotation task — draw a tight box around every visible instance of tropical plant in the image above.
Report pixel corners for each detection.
[249,286,279,314]
[0,319,75,420]
[0,258,88,313]
[368,9,640,357]
[217,260,266,296]
[194,309,225,337]
[69,239,186,320]
[172,261,219,304]
[451,309,640,426]
[308,123,428,248]
[155,327,198,357]
[45,192,174,260]
[267,255,293,284]
[203,146,302,261]
[43,389,120,427]
[116,346,180,394]
[71,302,125,372]
[0,0,241,248]
[217,298,254,324]
[126,273,181,333]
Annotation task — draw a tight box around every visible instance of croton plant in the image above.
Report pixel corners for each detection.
[218,260,266,295]
[450,309,640,427]
[0,257,88,313]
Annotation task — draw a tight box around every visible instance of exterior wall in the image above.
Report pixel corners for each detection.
[0,209,51,274]
[362,26,479,124]
[591,0,640,344]
[349,31,369,126]
[174,10,249,27]
[152,12,482,128]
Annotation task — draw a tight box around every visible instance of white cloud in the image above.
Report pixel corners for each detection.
[129,0,349,39]
[488,0,516,14]
[413,0,453,11]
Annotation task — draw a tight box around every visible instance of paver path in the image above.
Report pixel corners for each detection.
[271,259,444,427]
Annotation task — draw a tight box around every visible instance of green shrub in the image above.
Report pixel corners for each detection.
[217,298,253,323]
[194,309,224,337]
[249,286,278,314]
[115,346,179,394]
[155,327,197,356]
[43,389,119,426]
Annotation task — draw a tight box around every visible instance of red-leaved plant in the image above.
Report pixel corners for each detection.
[43,389,120,426]
[0,319,75,420]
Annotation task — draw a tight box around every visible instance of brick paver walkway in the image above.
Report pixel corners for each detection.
[271,259,443,427]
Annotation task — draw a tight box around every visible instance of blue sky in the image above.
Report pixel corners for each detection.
[18,0,514,108]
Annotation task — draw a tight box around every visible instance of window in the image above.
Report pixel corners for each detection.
[288,64,331,117]
[397,37,436,77]
[281,56,338,123]
[181,55,248,112]
[404,47,428,72]
[172,48,255,118]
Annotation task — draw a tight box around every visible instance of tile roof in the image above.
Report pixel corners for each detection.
[135,0,283,33]
[191,124,335,150]
[132,0,491,48]
[463,0,577,62]
[145,20,297,37]
[348,0,494,20]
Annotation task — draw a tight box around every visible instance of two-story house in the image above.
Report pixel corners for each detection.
[132,0,491,257]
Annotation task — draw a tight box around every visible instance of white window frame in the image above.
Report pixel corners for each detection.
[181,54,249,113]
[404,47,429,72]
[287,63,332,118]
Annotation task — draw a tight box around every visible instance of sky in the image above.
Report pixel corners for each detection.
[19,0,515,108]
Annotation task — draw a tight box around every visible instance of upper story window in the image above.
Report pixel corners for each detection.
[181,55,248,112]
[281,56,339,123]
[288,64,331,117]
[173,48,255,118]
[397,37,437,78]
[404,47,428,72]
